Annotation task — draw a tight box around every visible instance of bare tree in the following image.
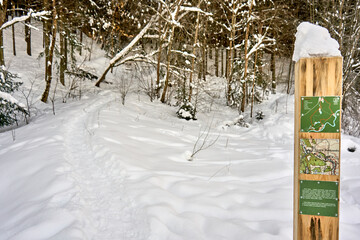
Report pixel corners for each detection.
[41,0,57,103]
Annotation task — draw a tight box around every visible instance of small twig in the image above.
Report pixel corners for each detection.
[189,121,220,161]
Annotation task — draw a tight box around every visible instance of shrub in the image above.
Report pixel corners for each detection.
[0,67,27,127]
[176,101,197,120]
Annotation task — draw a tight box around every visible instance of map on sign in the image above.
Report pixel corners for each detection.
[301,96,340,133]
[300,139,340,175]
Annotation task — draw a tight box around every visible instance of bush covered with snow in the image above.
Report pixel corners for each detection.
[176,101,197,120]
[0,67,27,127]
[222,115,250,129]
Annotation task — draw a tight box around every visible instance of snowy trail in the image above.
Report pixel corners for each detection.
[61,92,149,239]
[70,95,294,240]
[1,92,359,239]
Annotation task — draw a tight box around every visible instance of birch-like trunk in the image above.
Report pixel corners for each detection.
[188,0,201,102]
[160,0,184,103]
[226,2,236,105]
[156,4,163,99]
[59,6,66,86]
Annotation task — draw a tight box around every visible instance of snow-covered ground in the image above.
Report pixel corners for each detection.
[0,21,360,240]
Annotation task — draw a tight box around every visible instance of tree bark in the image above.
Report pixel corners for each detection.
[250,47,258,118]
[25,17,31,56]
[215,46,219,77]
[188,0,201,102]
[156,4,163,99]
[160,0,184,103]
[59,8,65,86]
[226,2,236,105]
[0,0,8,66]
[240,0,254,113]
[271,49,276,94]
[41,0,57,103]
[202,17,207,82]
[287,58,293,94]
[12,4,16,56]
[43,0,50,81]
[221,47,224,77]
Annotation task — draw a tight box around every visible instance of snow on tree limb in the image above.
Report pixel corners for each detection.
[95,14,159,87]
[0,10,50,31]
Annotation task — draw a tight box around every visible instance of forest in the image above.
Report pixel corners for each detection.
[1,1,360,239]
[0,0,359,134]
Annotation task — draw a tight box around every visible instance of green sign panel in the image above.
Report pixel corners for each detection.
[300,96,340,133]
[300,180,339,217]
[300,139,340,175]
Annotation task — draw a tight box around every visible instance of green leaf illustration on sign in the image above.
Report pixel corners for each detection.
[300,180,339,217]
[300,96,340,133]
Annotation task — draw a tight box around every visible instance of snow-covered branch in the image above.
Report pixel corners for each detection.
[0,10,50,31]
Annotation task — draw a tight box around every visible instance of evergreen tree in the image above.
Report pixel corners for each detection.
[0,67,27,127]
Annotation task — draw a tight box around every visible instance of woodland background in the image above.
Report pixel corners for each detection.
[0,0,359,135]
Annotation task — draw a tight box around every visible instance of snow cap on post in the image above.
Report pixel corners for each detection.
[292,22,341,62]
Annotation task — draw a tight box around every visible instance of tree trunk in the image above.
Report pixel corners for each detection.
[271,50,276,94]
[250,49,258,118]
[79,30,82,56]
[215,47,219,77]
[43,0,50,81]
[188,0,201,102]
[240,0,254,113]
[287,58,293,94]
[203,8,208,82]
[221,47,224,77]
[12,4,16,56]
[25,17,31,56]
[226,2,237,105]
[59,10,65,86]
[41,0,57,103]
[202,31,207,81]
[225,48,228,80]
[160,0,184,103]
[156,4,163,99]
[64,28,68,67]
[0,0,8,66]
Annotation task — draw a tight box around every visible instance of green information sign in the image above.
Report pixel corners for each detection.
[300,180,339,217]
[300,139,340,175]
[300,96,340,133]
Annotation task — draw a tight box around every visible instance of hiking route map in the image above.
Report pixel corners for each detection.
[300,96,341,133]
[300,139,340,175]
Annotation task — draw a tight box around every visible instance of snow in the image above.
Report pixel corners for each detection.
[0,10,49,31]
[0,91,20,105]
[292,22,342,62]
[0,20,360,240]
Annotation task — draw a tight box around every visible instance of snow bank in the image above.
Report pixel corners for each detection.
[292,22,341,62]
[0,91,20,105]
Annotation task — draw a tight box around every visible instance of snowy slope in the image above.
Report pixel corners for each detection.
[0,21,360,240]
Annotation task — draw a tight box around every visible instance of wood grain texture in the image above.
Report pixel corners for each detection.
[294,57,342,240]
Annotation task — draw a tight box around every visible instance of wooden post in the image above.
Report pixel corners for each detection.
[294,56,342,240]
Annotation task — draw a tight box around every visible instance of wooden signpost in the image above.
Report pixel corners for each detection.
[294,56,342,240]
